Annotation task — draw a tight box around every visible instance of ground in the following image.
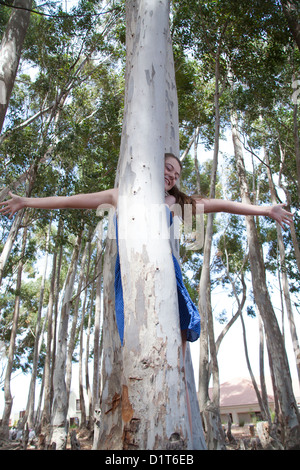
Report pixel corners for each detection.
[226,424,262,450]
[0,424,256,450]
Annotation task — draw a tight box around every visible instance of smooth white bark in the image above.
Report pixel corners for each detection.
[0,0,32,132]
[117,0,191,450]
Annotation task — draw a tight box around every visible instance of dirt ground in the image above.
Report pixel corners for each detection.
[0,425,258,451]
[225,424,263,450]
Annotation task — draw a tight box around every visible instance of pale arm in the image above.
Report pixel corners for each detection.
[0,188,118,218]
[196,198,293,228]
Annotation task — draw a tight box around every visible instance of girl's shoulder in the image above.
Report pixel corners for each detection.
[165,193,176,207]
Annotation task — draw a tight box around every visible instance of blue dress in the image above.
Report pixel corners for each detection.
[114,210,201,345]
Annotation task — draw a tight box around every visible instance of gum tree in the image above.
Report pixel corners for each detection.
[96,0,206,450]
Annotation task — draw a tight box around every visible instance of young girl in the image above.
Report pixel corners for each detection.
[0,153,292,227]
[0,153,293,341]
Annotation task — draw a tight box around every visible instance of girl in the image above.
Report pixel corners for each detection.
[0,153,293,227]
[0,153,293,344]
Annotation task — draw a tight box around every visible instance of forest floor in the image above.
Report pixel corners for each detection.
[0,424,257,450]
[226,424,261,450]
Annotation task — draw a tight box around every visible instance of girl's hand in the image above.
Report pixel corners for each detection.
[268,203,294,228]
[0,192,26,218]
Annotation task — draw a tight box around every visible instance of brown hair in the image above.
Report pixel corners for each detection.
[164,153,197,217]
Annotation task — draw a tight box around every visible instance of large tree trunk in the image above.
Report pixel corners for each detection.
[95,0,205,450]
[0,0,32,132]
[231,109,300,449]
[116,0,191,449]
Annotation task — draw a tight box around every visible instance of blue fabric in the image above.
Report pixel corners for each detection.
[114,210,201,345]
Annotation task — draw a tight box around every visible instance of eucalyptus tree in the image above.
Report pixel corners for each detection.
[0,0,32,133]
[96,0,206,451]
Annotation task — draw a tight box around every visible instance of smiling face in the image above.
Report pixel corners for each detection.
[164,155,181,192]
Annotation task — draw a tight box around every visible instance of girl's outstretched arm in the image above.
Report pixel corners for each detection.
[196,198,293,228]
[0,188,118,219]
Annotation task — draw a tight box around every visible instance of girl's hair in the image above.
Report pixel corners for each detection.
[164,153,197,217]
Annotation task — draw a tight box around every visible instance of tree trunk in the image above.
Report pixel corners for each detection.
[50,230,83,449]
[231,108,300,449]
[277,141,300,272]
[264,147,300,387]
[85,269,94,430]
[258,314,272,425]
[117,0,191,449]
[198,47,226,451]
[92,222,103,417]
[79,239,93,429]
[0,217,28,439]
[40,219,63,436]
[95,0,205,450]
[292,74,300,201]
[94,214,123,450]
[0,0,32,132]
[24,220,52,430]
[0,208,25,286]
[66,231,90,408]
[280,0,300,52]
[40,227,59,433]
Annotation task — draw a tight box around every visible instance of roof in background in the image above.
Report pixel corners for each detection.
[209,377,275,407]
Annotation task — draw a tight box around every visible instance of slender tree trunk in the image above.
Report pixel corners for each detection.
[40,223,59,434]
[231,108,300,449]
[79,239,93,429]
[92,222,103,414]
[292,74,300,201]
[264,147,300,386]
[198,47,226,451]
[276,141,300,272]
[66,231,90,407]
[0,209,25,286]
[280,0,300,52]
[240,311,270,421]
[258,314,272,425]
[0,0,32,133]
[24,220,52,430]
[85,275,94,430]
[50,230,83,449]
[0,217,28,439]
[222,246,270,422]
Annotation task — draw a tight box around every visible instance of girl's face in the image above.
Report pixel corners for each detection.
[164,156,181,191]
